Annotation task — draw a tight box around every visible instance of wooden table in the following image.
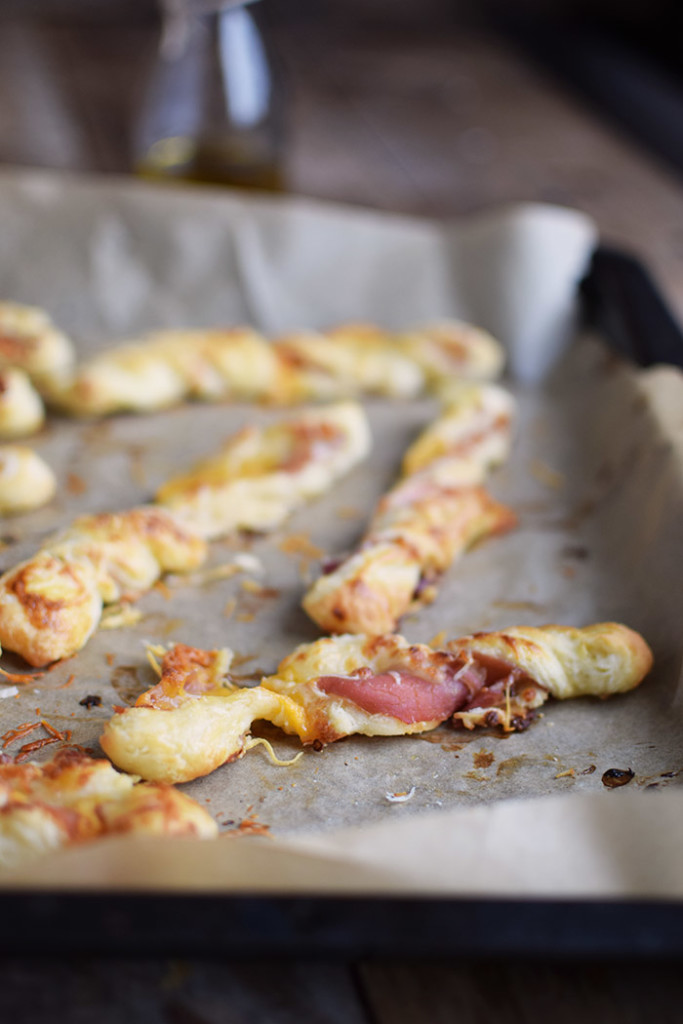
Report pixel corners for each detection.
[1,13,683,1020]
[1,15,682,319]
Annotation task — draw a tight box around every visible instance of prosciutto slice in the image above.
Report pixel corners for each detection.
[317,662,485,724]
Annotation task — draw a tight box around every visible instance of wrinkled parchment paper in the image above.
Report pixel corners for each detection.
[1,169,682,897]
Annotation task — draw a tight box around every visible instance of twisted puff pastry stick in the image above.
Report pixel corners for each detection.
[41,319,505,417]
[100,623,652,784]
[0,302,74,381]
[155,402,370,539]
[303,382,516,635]
[0,404,369,665]
[0,507,206,667]
[0,748,217,870]
[446,623,654,730]
[0,302,75,439]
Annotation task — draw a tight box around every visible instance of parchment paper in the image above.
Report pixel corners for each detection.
[1,169,682,897]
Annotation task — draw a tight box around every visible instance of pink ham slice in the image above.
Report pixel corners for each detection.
[317,663,485,725]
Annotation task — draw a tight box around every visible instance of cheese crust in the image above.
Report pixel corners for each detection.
[0,749,217,870]
[303,382,516,634]
[155,402,370,539]
[0,507,206,666]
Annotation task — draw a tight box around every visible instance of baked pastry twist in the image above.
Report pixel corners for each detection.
[42,327,289,416]
[100,622,652,784]
[0,302,75,436]
[42,319,505,417]
[447,622,654,730]
[0,748,217,870]
[0,301,74,381]
[398,321,505,384]
[303,383,516,634]
[0,507,206,666]
[0,405,369,664]
[155,402,370,539]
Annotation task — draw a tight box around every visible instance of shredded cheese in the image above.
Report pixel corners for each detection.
[385,786,416,803]
[244,736,304,767]
[185,555,265,587]
[145,644,167,677]
[100,604,143,630]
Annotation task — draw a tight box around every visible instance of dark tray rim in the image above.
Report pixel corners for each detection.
[2,891,683,959]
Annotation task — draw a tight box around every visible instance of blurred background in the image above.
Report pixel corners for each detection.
[0,0,682,315]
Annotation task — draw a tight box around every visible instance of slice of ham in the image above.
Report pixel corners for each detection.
[317,662,485,725]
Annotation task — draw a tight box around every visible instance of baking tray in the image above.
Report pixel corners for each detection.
[0,172,682,957]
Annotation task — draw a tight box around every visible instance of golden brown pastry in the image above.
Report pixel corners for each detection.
[0,748,217,870]
[398,320,505,383]
[447,622,654,730]
[0,369,45,438]
[100,635,478,783]
[0,445,56,514]
[101,643,308,785]
[41,318,504,418]
[303,484,514,635]
[42,327,289,416]
[0,552,102,666]
[50,507,207,603]
[303,382,516,634]
[0,301,74,381]
[401,381,514,480]
[275,323,425,399]
[155,402,371,539]
[0,507,206,666]
[0,403,367,664]
[45,324,409,415]
[100,623,652,784]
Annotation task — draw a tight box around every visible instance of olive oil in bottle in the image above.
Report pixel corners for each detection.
[134,0,284,192]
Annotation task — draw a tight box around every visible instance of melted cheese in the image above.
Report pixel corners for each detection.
[101,635,468,783]
[101,622,652,785]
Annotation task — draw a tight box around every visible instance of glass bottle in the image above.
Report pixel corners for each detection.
[134,0,284,190]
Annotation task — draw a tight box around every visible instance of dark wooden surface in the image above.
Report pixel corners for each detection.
[1,12,683,1019]
[1,16,682,316]
[2,955,683,1021]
